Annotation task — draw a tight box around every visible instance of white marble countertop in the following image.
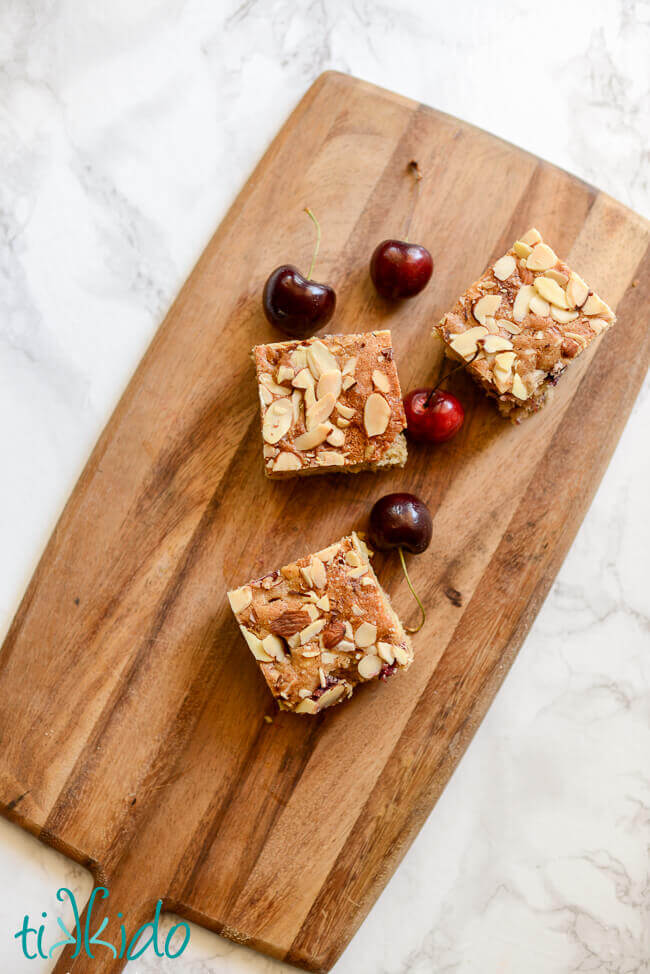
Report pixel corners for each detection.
[1,1,648,972]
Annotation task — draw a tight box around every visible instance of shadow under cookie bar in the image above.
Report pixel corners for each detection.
[228,532,413,715]
[435,228,616,421]
[253,330,407,476]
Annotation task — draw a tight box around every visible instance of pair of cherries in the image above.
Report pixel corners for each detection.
[263,210,463,446]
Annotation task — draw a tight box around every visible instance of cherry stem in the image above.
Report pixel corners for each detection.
[398,547,426,634]
[403,160,423,244]
[304,207,321,280]
[424,348,479,408]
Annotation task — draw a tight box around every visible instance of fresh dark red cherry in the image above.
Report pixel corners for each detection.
[370,240,433,299]
[404,388,464,443]
[368,492,432,633]
[263,209,336,337]
[369,492,433,554]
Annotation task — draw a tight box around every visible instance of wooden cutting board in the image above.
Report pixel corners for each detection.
[1,72,648,974]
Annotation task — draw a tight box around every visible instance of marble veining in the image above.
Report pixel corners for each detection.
[0,0,648,971]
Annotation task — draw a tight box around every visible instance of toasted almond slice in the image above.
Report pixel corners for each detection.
[372,369,391,393]
[318,684,346,709]
[544,268,569,286]
[291,388,302,424]
[393,645,411,666]
[513,240,533,258]
[259,385,273,406]
[354,621,377,647]
[534,276,568,309]
[494,351,516,372]
[513,284,536,322]
[306,392,335,431]
[337,639,356,653]
[482,334,513,354]
[521,228,542,246]
[259,373,292,396]
[511,373,529,400]
[310,556,327,589]
[582,293,613,318]
[342,375,356,391]
[498,319,522,334]
[336,401,356,420]
[317,450,346,466]
[348,565,368,579]
[293,424,331,451]
[326,426,345,447]
[550,305,579,324]
[290,347,308,370]
[317,369,342,400]
[345,550,361,567]
[588,317,609,335]
[529,294,550,317]
[316,594,330,611]
[342,356,357,375]
[242,628,273,662]
[262,397,293,444]
[300,618,326,644]
[307,340,338,379]
[364,393,391,437]
[292,368,315,390]
[493,255,516,281]
[295,697,320,715]
[473,294,501,324]
[449,325,488,359]
[358,654,382,679]
[305,603,319,621]
[300,565,313,588]
[273,451,302,472]
[527,242,558,271]
[565,272,590,309]
[337,417,351,428]
[263,444,277,458]
[318,543,340,563]
[303,384,316,412]
[277,365,294,384]
[377,641,395,664]
[228,586,252,614]
[262,633,286,662]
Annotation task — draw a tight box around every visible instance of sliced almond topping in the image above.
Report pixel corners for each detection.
[259,385,273,406]
[565,272,589,309]
[354,621,377,647]
[498,319,522,334]
[588,317,609,335]
[300,565,313,588]
[316,594,330,611]
[377,641,395,664]
[393,644,410,666]
[364,393,391,437]
[326,427,345,447]
[320,652,336,665]
[228,586,252,614]
[242,628,273,662]
[372,369,391,393]
[550,305,579,324]
[262,398,293,444]
[513,240,533,258]
[472,294,501,324]
[300,618,326,645]
[319,543,340,563]
[262,633,286,662]
[273,452,302,472]
[346,550,362,567]
[291,389,302,424]
[317,451,346,466]
[263,444,277,458]
[494,351,516,372]
[336,401,356,420]
[269,609,311,638]
[521,227,542,246]
[306,393,335,431]
[511,373,529,400]
[344,620,354,640]
[544,268,569,286]
[534,276,568,308]
[358,654,382,679]
[341,375,356,391]
[307,340,338,379]
[290,347,308,370]
[295,697,320,715]
[310,556,327,589]
[303,384,316,412]
[277,364,294,384]
[292,368,315,390]
[317,684,346,709]
[337,417,352,429]
[582,293,613,318]
[337,639,356,653]
[449,325,488,359]
[342,356,357,376]
[259,373,292,396]
[526,242,558,271]
[529,294,550,317]
[293,424,331,451]
[317,369,342,400]
[513,283,535,322]
[348,565,368,579]
[493,255,516,281]
[482,334,513,354]
[305,602,319,620]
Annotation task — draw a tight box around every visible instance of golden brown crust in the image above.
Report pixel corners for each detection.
[253,331,407,475]
[228,533,413,715]
[435,228,616,421]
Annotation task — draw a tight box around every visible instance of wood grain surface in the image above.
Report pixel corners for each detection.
[0,72,648,973]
